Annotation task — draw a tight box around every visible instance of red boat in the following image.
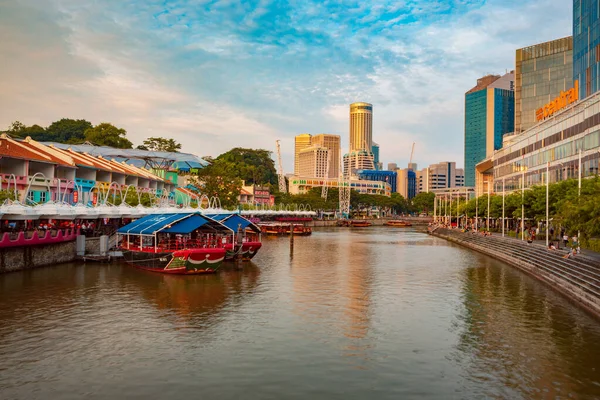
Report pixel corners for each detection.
[118,213,262,274]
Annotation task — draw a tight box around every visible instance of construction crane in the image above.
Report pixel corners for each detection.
[321,151,331,199]
[409,142,415,169]
[275,140,287,194]
[339,148,350,218]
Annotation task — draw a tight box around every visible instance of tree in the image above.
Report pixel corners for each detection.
[137,137,182,152]
[213,148,278,185]
[5,121,46,139]
[44,118,93,143]
[84,123,133,149]
[411,192,435,214]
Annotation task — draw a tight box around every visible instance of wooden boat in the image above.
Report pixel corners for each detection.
[351,220,372,227]
[257,223,312,236]
[203,213,263,261]
[118,212,262,274]
[385,220,412,227]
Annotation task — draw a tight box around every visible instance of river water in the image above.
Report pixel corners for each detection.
[1,228,600,399]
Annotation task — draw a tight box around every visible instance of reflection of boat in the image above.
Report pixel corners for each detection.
[351,221,372,227]
[118,213,262,274]
[385,220,412,227]
[257,223,312,236]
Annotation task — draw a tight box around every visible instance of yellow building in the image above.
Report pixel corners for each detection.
[310,134,340,178]
[294,134,312,176]
[349,102,373,152]
[297,146,329,178]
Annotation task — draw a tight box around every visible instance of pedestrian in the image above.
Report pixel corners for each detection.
[563,233,569,247]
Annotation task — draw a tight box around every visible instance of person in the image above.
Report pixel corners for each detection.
[563,246,575,259]
[563,233,569,247]
[548,242,556,250]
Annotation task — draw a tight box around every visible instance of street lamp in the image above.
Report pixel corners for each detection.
[486,179,490,232]
[502,178,505,237]
[546,161,549,247]
[475,187,478,231]
[456,191,460,229]
[521,165,526,241]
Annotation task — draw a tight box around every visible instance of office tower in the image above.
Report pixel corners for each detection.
[371,142,381,170]
[310,134,341,178]
[396,168,416,199]
[416,162,465,193]
[574,0,600,98]
[464,71,515,187]
[387,162,398,171]
[294,134,312,175]
[297,146,329,178]
[515,37,573,133]
[349,102,373,152]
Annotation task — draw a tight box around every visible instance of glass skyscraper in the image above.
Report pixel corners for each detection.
[464,72,515,187]
[574,0,600,98]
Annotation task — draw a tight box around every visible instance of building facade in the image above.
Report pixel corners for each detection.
[350,102,373,152]
[387,162,398,171]
[356,170,397,193]
[310,134,340,178]
[515,37,573,134]
[574,0,600,99]
[297,146,329,178]
[416,162,465,193]
[294,134,312,176]
[343,151,376,177]
[479,89,600,196]
[289,176,391,197]
[396,168,416,199]
[371,142,382,170]
[464,71,515,187]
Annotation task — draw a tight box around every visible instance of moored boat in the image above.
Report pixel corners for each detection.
[385,220,412,227]
[118,212,261,274]
[351,220,372,227]
[204,213,263,261]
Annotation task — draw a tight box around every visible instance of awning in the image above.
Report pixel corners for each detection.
[162,215,209,234]
[206,213,261,233]
[117,213,193,235]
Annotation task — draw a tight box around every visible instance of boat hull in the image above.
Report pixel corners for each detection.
[385,220,412,227]
[224,242,262,261]
[122,248,226,274]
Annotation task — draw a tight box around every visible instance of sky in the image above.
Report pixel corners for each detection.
[0,0,572,172]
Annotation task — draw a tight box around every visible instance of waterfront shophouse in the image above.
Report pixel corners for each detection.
[289,176,392,197]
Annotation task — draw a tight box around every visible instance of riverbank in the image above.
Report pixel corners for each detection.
[309,216,432,227]
[430,226,600,319]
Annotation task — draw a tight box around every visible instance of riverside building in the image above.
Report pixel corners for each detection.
[464,72,515,187]
[476,87,600,196]
[416,162,465,193]
[293,134,340,178]
[515,37,573,134]
[345,102,376,175]
[573,0,600,99]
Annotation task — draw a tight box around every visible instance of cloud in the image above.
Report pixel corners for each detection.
[0,0,572,171]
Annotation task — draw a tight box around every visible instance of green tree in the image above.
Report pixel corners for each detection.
[211,148,278,185]
[44,118,93,143]
[411,192,435,214]
[137,137,182,152]
[5,121,46,139]
[84,123,133,149]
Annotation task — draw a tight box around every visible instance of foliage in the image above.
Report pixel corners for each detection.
[206,148,277,185]
[45,118,93,143]
[411,192,434,214]
[137,137,181,152]
[0,190,17,203]
[6,121,48,139]
[84,123,133,149]
[192,161,243,208]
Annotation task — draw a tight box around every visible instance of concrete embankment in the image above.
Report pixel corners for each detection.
[0,236,103,273]
[309,216,432,227]
[430,227,600,319]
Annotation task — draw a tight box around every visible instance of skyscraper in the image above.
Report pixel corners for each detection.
[515,37,573,133]
[294,134,312,176]
[293,133,341,179]
[464,72,515,187]
[297,146,329,178]
[573,0,600,98]
[349,102,373,152]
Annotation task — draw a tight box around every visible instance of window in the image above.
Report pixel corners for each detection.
[40,192,47,203]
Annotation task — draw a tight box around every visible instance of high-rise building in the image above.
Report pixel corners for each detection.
[310,134,340,178]
[464,71,515,187]
[371,142,381,170]
[293,133,340,178]
[574,0,600,98]
[297,146,329,178]
[294,134,312,176]
[515,37,573,133]
[343,151,375,176]
[396,168,416,199]
[349,102,373,152]
[387,162,398,171]
[416,162,465,193]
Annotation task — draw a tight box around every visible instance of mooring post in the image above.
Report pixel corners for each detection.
[289,223,294,252]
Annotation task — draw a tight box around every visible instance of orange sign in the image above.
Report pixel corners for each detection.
[73,191,79,203]
[536,80,578,121]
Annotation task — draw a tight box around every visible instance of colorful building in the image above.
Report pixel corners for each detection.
[289,176,391,197]
[356,170,397,193]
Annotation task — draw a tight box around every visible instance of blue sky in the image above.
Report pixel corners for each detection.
[0,0,571,171]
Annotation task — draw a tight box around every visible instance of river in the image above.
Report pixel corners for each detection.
[1,227,600,399]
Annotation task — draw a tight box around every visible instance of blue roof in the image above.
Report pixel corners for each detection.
[162,214,209,234]
[205,214,261,233]
[117,213,193,235]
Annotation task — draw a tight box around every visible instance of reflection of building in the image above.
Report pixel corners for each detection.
[356,170,397,193]
[289,176,391,196]
[476,87,600,196]
[416,162,465,193]
[396,168,416,199]
[294,134,312,176]
[573,1,600,99]
[515,37,573,134]
[464,72,515,187]
[293,133,340,178]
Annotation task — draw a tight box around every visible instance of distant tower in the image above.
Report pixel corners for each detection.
[349,102,373,152]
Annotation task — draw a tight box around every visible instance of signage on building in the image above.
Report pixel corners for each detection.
[536,81,579,121]
[92,192,97,205]
[73,191,78,203]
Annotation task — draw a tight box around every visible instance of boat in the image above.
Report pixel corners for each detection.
[385,220,412,227]
[257,222,312,236]
[117,212,255,274]
[203,213,263,261]
[351,220,372,227]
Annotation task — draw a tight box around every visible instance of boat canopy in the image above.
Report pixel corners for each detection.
[117,212,229,235]
[205,214,261,233]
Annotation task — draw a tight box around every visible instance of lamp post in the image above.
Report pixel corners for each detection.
[546,161,549,248]
[449,193,453,227]
[475,187,479,231]
[578,147,582,241]
[502,178,505,237]
[487,180,490,232]
[521,166,525,241]
[433,196,437,222]
[456,192,460,229]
